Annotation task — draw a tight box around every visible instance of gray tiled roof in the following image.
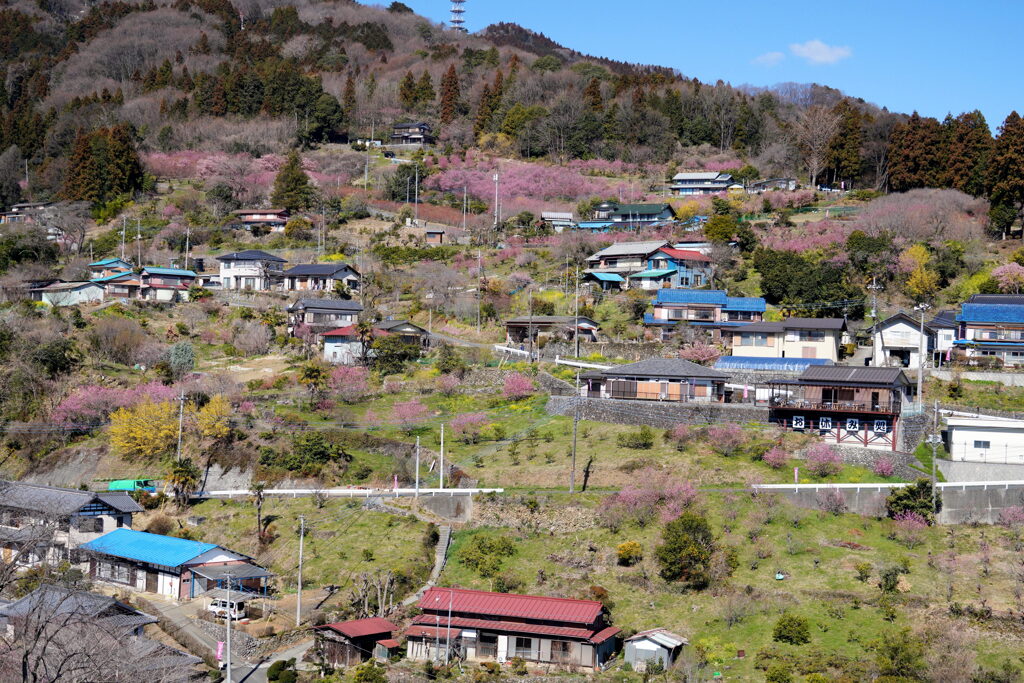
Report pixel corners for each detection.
[215,250,286,262]
[288,298,363,312]
[284,263,356,277]
[797,365,909,385]
[0,481,142,515]
[600,358,729,380]
[587,241,669,260]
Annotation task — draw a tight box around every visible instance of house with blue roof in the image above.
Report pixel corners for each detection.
[88,257,133,279]
[954,294,1024,366]
[630,247,713,290]
[82,528,271,600]
[644,289,766,342]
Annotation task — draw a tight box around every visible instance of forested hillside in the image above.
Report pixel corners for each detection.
[2,0,1023,229]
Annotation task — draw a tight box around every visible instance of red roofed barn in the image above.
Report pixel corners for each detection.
[407,587,619,671]
[313,617,398,667]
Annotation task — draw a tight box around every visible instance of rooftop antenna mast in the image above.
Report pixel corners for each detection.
[450,0,467,32]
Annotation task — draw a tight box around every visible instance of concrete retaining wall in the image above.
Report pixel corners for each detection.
[545,395,769,429]
[543,341,668,362]
[759,482,1024,524]
[930,369,1024,386]
[416,493,473,522]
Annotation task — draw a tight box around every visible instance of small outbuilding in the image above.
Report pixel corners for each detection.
[313,617,399,667]
[624,628,687,672]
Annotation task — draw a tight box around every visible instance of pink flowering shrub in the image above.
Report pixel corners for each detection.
[678,342,721,366]
[993,263,1024,294]
[816,487,847,515]
[707,424,746,457]
[503,373,535,400]
[436,374,461,396]
[600,468,699,529]
[871,456,896,478]
[329,366,370,403]
[805,443,843,478]
[763,446,788,470]
[450,412,489,444]
[391,400,428,432]
[668,424,696,451]
[52,382,178,432]
[892,511,929,548]
[238,401,255,414]
[998,506,1024,528]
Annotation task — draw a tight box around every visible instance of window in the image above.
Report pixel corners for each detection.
[974,440,991,449]
[798,330,826,341]
[514,637,532,659]
[478,633,498,658]
[550,640,572,663]
[741,333,769,347]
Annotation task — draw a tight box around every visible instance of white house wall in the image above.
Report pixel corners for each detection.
[949,423,1024,464]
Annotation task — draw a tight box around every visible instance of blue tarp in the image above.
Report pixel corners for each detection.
[630,268,677,278]
[589,272,624,282]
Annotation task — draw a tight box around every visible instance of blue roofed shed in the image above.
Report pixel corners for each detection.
[82,529,271,600]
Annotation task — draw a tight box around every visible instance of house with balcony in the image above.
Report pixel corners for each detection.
[504,315,600,347]
[216,250,286,290]
[405,587,619,671]
[644,289,766,342]
[729,318,847,361]
[871,312,934,368]
[767,366,913,450]
[81,528,271,600]
[88,257,133,279]
[287,298,364,336]
[585,240,669,287]
[954,294,1024,366]
[0,481,141,570]
[581,358,729,403]
[629,247,713,290]
[282,263,360,293]
[669,172,738,196]
[391,122,434,145]
[231,208,290,232]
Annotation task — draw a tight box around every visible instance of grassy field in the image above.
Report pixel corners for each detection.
[156,497,433,593]
[927,376,1024,414]
[439,493,1024,680]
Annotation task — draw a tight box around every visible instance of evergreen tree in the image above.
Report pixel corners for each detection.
[887,112,946,192]
[826,99,864,186]
[989,111,1024,237]
[343,74,357,118]
[0,145,23,210]
[106,124,144,198]
[474,84,493,137]
[301,93,344,145]
[415,71,434,106]
[583,77,603,112]
[398,70,417,110]
[944,110,993,197]
[439,64,460,124]
[271,150,315,211]
[655,512,714,589]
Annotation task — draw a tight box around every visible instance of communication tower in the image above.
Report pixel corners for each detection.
[450,0,467,32]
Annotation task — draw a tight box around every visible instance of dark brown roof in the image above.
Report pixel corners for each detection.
[733,318,846,333]
[797,365,909,386]
[316,617,397,639]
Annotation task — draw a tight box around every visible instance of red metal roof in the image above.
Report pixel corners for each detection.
[406,625,461,640]
[317,617,397,639]
[376,638,400,648]
[413,614,594,640]
[657,247,711,262]
[418,587,603,625]
[590,626,621,644]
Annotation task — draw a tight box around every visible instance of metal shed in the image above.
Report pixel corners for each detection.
[624,629,687,672]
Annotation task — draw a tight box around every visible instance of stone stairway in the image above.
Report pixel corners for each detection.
[402,524,452,606]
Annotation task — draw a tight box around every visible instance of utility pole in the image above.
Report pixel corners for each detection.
[296,515,305,627]
[462,186,468,231]
[184,223,191,271]
[914,302,931,407]
[135,219,142,267]
[120,216,126,261]
[414,436,420,497]
[476,249,482,335]
[439,423,445,490]
[414,164,420,225]
[492,172,499,230]
[927,433,942,516]
[574,266,580,358]
[24,159,30,201]
[176,390,185,462]
[224,571,234,683]
[570,371,580,493]
[527,288,534,362]
[867,277,882,323]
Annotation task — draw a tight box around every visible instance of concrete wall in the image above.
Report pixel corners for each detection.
[416,493,473,522]
[759,482,1024,525]
[545,395,769,429]
[930,369,1024,386]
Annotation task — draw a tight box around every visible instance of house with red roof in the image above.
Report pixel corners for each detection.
[406,587,619,671]
[322,320,427,365]
[312,617,398,667]
[629,247,713,290]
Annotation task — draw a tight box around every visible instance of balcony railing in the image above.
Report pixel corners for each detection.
[770,399,901,414]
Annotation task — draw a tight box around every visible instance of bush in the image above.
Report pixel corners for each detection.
[892,511,928,548]
[458,533,517,578]
[616,541,643,566]
[503,372,534,399]
[707,424,745,456]
[772,613,810,645]
[854,562,872,583]
[885,478,940,523]
[763,446,787,469]
[616,425,654,449]
[872,456,896,478]
[805,443,843,477]
[815,487,846,515]
[765,666,793,683]
[655,512,714,588]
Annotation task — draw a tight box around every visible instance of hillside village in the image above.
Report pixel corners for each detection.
[7,1,1024,682]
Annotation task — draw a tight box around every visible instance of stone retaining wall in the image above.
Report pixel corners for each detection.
[545,395,769,429]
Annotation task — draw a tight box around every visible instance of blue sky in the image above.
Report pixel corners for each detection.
[405,0,1021,130]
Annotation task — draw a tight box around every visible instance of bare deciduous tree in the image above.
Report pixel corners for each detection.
[793,106,842,188]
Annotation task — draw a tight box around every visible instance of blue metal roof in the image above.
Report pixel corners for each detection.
[89,257,131,267]
[81,529,217,568]
[714,356,831,372]
[725,296,767,312]
[590,272,624,282]
[643,313,675,325]
[630,268,677,278]
[142,267,197,277]
[959,303,1024,324]
[90,271,135,283]
[953,339,1024,347]
[653,289,728,305]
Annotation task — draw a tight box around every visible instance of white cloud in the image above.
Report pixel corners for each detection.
[789,39,852,65]
[752,51,785,67]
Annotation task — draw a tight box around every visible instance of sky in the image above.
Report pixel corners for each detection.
[404,0,1022,129]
